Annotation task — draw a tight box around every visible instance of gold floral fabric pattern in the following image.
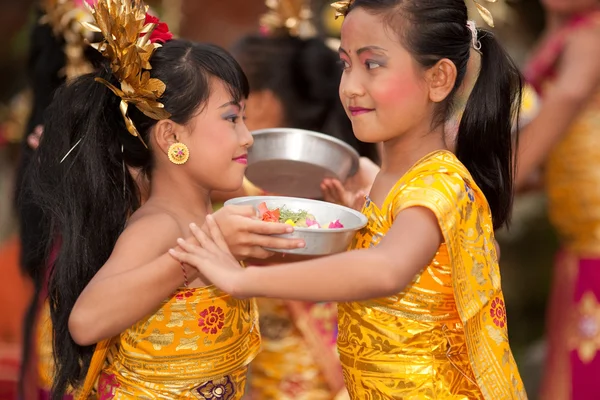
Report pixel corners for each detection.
[338,150,526,399]
[98,285,260,399]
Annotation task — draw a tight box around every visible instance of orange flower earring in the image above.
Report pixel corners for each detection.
[168,142,189,165]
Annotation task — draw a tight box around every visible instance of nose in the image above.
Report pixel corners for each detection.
[240,122,254,149]
[340,70,364,100]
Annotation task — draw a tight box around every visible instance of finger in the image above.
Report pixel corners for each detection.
[224,205,257,218]
[168,249,202,269]
[28,134,40,150]
[176,238,205,255]
[244,247,275,260]
[189,222,220,254]
[244,219,294,235]
[321,182,339,203]
[247,233,305,250]
[205,215,232,255]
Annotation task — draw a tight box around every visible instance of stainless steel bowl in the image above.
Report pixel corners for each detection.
[246,128,360,199]
[224,196,368,255]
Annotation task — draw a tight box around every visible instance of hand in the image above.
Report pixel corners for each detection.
[321,178,366,211]
[170,216,249,297]
[212,205,305,260]
[321,157,380,211]
[27,125,43,150]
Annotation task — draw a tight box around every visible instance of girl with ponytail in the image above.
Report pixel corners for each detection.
[170,0,527,398]
[28,0,302,398]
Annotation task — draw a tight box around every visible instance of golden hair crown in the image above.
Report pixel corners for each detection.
[39,0,96,80]
[260,0,318,39]
[331,0,496,27]
[82,0,172,147]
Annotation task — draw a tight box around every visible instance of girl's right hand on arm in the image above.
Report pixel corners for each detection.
[211,205,305,260]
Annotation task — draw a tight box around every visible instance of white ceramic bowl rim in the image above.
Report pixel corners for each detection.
[223,196,368,234]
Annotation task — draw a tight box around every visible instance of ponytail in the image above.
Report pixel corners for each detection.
[27,64,145,397]
[456,30,522,229]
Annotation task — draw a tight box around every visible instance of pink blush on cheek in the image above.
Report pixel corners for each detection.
[372,73,424,109]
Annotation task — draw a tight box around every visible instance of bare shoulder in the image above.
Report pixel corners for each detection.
[555,24,600,97]
[96,208,185,278]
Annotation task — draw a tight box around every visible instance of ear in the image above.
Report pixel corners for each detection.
[152,119,183,155]
[426,58,457,103]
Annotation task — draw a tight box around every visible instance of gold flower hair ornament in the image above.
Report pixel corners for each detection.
[331,0,495,27]
[260,0,317,39]
[82,0,172,148]
[39,0,96,80]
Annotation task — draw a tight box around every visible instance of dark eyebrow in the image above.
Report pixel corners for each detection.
[219,100,241,110]
[338,46,350,57]
[357,45,387,55]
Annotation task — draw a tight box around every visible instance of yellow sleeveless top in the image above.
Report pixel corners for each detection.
[338,151,526,399]
[94,285,260,399]
[545,88,600,254]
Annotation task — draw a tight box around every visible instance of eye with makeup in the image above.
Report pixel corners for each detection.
[365,60,382,70]
[224,113,240,124]
[338,58,351,70]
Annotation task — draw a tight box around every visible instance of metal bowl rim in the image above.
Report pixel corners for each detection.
[250,128,360,176]
[224,195,368,233]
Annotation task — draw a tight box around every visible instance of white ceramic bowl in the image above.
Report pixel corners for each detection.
[224,196,368,255]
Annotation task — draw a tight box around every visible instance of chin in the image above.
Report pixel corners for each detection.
[217,175,245,193]
[353,126,383,144]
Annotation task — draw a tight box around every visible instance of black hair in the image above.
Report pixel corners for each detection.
[15,7,104,395]
[26,39,249,398]
[231,34,380,163]
[347,0,522,228]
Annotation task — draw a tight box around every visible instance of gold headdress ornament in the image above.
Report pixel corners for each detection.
[39,0,95,80]
[331,0,496,27]
[260,0,318,39]
[82,0,171,148]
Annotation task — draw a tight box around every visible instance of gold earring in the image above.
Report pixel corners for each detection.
[167,142,189,165]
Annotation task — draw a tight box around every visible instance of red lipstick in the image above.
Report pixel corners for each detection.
[348,106,374,116]
[233,154,248,165]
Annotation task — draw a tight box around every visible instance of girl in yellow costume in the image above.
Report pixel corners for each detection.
[26,0,304,398]
[170,0,527,398]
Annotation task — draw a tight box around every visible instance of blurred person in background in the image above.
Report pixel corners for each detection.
[14,1,105,397]
[517,0,600,399]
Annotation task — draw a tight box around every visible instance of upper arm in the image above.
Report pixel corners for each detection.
[374,172,463,283]
[375,206,443,281]
[90,213,184,282]
[553,26,600,100]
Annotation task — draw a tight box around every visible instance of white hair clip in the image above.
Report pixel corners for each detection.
[467,20,482,53]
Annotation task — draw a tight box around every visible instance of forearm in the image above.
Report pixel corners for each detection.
[242,249,406,302]
[69,252,196,345]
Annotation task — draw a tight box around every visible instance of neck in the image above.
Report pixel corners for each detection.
[148,165,213,220]
[380,123,448,177]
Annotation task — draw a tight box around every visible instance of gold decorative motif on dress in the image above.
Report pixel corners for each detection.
[570,291,600,363]
[338,150,525,398]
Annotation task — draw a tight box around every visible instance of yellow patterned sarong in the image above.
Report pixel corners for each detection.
[81,285,260,399]
[338,150,527,399]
